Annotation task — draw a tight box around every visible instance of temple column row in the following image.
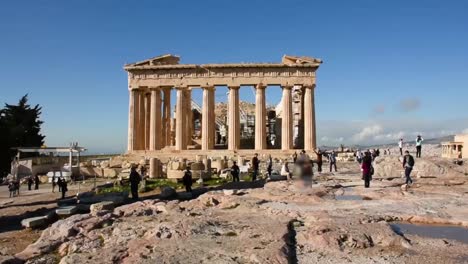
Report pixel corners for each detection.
[128,84,316,152]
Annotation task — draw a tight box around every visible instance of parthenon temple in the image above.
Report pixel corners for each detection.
[124,54,322,157]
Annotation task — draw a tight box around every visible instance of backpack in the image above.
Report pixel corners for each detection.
[407,155,415,167]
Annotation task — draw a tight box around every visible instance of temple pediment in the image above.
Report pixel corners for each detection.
[127,54,180,67]
[282,55,322,65]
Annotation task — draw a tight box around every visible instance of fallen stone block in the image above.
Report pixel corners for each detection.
[160,186,177,199]
[177,192,193,200]
[90,201,115,215]
[78,192,128,205]
[21,216,48,229]
[56,206,78,217]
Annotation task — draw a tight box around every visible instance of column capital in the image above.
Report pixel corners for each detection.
[228,86,240,90]
[174,86,188,91]
[303,84,316,90]
[202,86,216,91]
[255,83,266,89]
[149,86,162,91]
[282,85,293,90]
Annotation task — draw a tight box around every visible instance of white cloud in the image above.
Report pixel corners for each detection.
[352,124,383,142]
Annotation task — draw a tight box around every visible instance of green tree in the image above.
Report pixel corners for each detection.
[0,95,45,177]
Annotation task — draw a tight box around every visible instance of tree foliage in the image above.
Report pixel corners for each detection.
[0,95,45,177]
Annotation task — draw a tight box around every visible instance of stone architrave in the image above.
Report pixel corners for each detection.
[149,87,162,150]
[228,86,240,150]
[255,84,267,150]
[304,85,317,150]
[281,86,293,150]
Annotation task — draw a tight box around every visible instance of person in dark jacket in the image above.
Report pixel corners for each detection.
[251,153,260,181]
[51,175,56,193]
[27,176,33,191]
[267,155,273,177]
[34,175,40,190]
[329,151,337,172]
[129,166,141,200]
[60,178,68,199]
[57,177,63,192]
[402,151,415,185]
[361,152,373,188]
[231,161,240,182]
[182,167,193,192]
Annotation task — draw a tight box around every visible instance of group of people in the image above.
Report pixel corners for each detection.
[8,175,68,199]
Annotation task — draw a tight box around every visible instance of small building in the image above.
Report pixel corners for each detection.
[441,134,467,159]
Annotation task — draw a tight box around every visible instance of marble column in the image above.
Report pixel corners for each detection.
[281,85,293,150]
[202,86,215,150]
[138,90,146,150]
[145,93,151,150]
[127,89,139,152]
[255,84,267,150]
[175,88,187,150]
[304,84,317,151]
[209,87,216,149]
[162,88,171,147]
[228,86,240,150]
[149,87,162,150]
[185,89,193,146]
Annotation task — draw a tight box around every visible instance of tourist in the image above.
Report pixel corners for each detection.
[251,153,259,181]
[402,150,415,185]
[361,151,373,188]
[281,161,292,180]
[416,135,424,158]
[292,152,297,163]
[129,166,141,200]
[267,155,273,177]
[57,177,63,192]
[329,151,337,172]
[60,177,68,199]
[8,181,16,198]
[231,161,240,182]
[34,174,40,190]
[182,166,193,192]
[314,148,323,173]
[52,175,56,193]
[387,148,391,155]
[398,138,404,156]
[384,149,387,155]
[139,165,147,178]
[27,176,33,191]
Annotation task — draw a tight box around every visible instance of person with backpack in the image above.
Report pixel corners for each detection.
[182,166,193,192]
[403,150,415,185]
[361,151,373,188]
[415,135,424,158]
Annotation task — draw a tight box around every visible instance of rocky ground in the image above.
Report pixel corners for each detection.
[3,153,468,264]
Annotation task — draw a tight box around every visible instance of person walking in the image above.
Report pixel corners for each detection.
[27,176,33,191]
[292,152,298,163]
[251,153,260,181]
[60,178,68,199]
[403,150,415,185]
[361,151,373,188]
[34,175,40,190]
[182,166,193,192]
[415,135,424,158]
[8,181,16,197]
[329,151,337,172]
[51,175,56,193]
[314,148,323,173]
[129,166,141,200]
[231,161,240,182]
[398,139,404,156]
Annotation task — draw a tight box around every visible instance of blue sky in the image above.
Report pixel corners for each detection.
[0,0,467,153]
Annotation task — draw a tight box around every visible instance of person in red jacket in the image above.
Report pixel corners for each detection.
[361,151,373,188]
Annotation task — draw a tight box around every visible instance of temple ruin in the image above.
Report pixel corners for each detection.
[124,54,322,157]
